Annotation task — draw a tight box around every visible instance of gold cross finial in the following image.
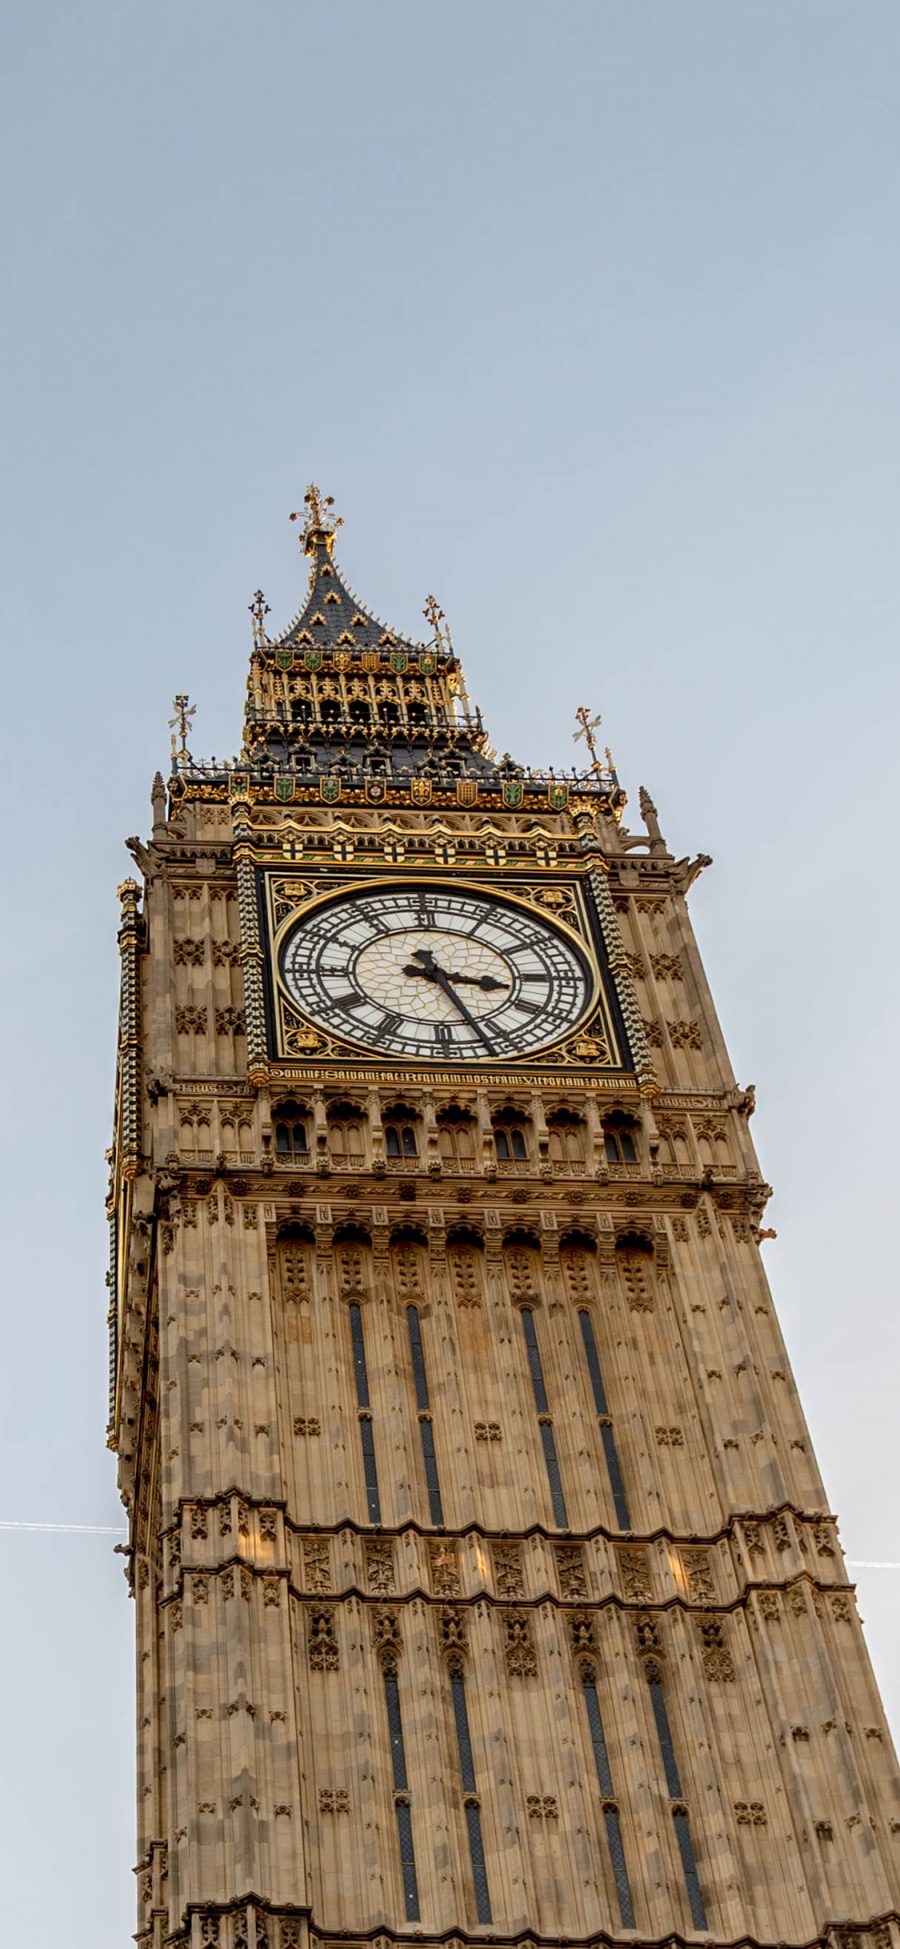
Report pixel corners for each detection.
[423,593,452,652]
[289,484,344,556]
[249,589,271,648]
[169,694,196,768]
[573,705,604,771]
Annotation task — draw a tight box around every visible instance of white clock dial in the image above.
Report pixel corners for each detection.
[279,885,593,1061]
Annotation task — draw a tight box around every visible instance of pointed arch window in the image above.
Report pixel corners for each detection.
[272,1099,310,1159]
[603,1110,639,1165]
[493,1107,529,1164]
[327,1101,366,1165]
[383,1103,419,1161]
[437,1104,477,1168]
[546,1105,587,1168]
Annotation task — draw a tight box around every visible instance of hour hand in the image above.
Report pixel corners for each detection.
[446,971,508,992]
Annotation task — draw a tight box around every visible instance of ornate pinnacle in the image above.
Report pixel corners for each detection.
[249,590,271,648]
[168,694,196,769]
[289,484,344,557]
[639,785,667,854]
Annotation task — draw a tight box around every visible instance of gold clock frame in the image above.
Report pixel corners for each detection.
[263,867,626,1074]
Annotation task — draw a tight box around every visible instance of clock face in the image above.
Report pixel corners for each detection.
[279,884,594,1062]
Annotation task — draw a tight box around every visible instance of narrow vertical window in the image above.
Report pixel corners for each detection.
[581,1666,635,1928]
[520,1307,568,1527]
[383,1659,420,1920]
[647,1674,708,1930]
[448,1657,492,1924]
[577,1309,631,1530]
[406,1305,444,1525]
[348,1302,381,1523]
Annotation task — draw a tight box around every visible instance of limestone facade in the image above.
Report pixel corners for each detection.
[108,495,900,1949]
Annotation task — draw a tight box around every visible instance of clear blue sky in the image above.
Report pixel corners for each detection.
[2,5,899,1942]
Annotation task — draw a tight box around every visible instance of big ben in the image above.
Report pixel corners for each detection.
[108,488,900,1949]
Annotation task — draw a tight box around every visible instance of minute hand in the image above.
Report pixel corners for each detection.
[412,950,499,1055]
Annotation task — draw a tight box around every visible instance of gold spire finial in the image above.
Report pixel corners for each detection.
[573,705,604,773]
[249,589,271,648]
[169,693,196,768]
[423,593,453,653]
[289,484,344,557]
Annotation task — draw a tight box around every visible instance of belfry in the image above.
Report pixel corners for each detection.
[108,490,899,1949]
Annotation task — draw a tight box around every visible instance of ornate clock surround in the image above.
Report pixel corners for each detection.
[258,858,634,1083]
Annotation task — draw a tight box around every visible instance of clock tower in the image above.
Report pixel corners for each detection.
[108,490,900,1949]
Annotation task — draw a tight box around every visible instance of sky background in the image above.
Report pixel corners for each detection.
[1,4,899,1942]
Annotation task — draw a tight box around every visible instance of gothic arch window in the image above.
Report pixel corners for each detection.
[383,1103,419,1161]
[437,1104,477,1167]
[603,1110,639,1165]
[272,1098,310,1159]
[546,1104,586,1166]
[493,1106,529,1163]
[327,1100,366,1165]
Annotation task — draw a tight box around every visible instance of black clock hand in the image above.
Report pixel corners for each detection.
[406,949,499,1055]
[403,963,508,992]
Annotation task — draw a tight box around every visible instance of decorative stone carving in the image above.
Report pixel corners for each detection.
[569,1613,595,1657]
[429,1540,460,1596]
[493,1542,525,1599]
[308,1608,339,1671]
[555,1545,588,1601]
[635,1613,662,1664]
[439,1609,467,1659]
[682,1550,715,1603]
[449,1247,482,1306]
[372,1607,403,1664]
[670,1020,702,1050]
[699,1619,735,1681]
[318,1788,350,1814]
[504,1611,537,1677]
[526,1794,559,1819]
[365,1540,395,1594]
[302,1538,331,1592]
[618,1548,652,1603]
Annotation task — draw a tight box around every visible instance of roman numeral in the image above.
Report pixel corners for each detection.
[375,1012,403,1040]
